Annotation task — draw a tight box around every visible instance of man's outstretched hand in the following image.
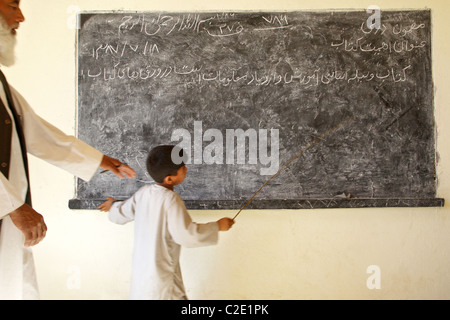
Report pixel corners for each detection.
[100,155,136,179]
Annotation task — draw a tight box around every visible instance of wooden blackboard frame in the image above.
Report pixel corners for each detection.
[69,198,444,210]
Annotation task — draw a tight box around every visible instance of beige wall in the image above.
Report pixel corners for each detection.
[5,0,450,299]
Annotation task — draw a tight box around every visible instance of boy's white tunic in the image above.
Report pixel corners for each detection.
[0,84,103,299]
[108,184,219,300]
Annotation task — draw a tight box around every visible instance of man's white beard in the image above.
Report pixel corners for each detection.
[0,16,16,67]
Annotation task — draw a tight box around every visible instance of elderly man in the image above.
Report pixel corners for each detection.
[0,0,136,299]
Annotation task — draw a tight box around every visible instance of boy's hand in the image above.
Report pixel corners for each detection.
[217,218,235,231]
[98,197,117,212]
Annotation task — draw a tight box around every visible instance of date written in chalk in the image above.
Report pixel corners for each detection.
[181,304,269,317]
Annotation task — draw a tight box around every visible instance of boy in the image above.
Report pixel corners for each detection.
[98,145,234,300]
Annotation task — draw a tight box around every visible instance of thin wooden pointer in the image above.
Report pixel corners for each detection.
[232,116,356,221]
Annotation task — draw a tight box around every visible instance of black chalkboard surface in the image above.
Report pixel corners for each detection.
[69,10,444,210]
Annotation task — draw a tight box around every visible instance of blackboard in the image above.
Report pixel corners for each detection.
[69,10,444,210]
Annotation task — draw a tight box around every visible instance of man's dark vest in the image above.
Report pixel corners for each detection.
[0,70,32,214]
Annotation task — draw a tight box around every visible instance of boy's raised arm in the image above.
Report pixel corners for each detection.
[99,194,137,225]
[167,196,221,248]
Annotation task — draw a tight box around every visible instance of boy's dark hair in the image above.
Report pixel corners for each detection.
[146,145,186,183]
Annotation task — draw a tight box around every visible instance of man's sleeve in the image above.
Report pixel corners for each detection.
[11,86,103,182]
[0,173,23,219]
[166,194,219,248]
